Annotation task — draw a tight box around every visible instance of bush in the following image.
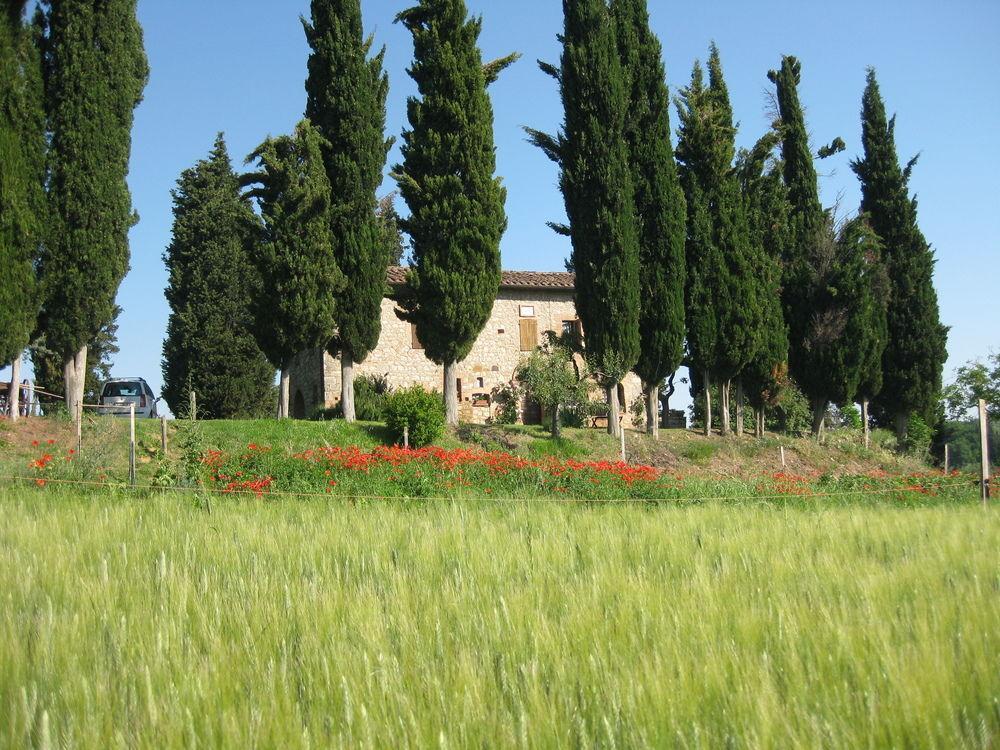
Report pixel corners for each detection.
[903,413,933,458]
[629,395,646,429]
[489,382,520,425]
[384,386,445,447]
[354,373,392,422]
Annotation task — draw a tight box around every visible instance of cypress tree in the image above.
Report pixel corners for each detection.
[676,45,762,436]
[768,55,851,434]
[36,0,148,418]
[527,0,639,437]
[394,0,516,426]
[851,69,947,439]
[852,213,889,447]
[162,136,275,419]
[611,0,686,438]
[243,120,344,419]
[304,0,393,423]
[0,1,45,419]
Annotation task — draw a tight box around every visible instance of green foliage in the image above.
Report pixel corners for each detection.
[837,404,863,431]
[852,69,947,426]
[393,0,511,370]
[304,0,393,366]
[488,382,520,425]
[681,441,717,463]
[515,341,591,437]
[384,386,446,447]
[902,413,933,457]
[0,2,44,364]
[242,119,343,370]
[377,193,407,266]
[31,305,121,405]
[766,379,812,437]
[934,419,998,470]
[529,0,639,381]
[353,373,392,422]
[35,0,148,361]
[942,353,999,420]
[161,136,276,419]
[612,0,685,392]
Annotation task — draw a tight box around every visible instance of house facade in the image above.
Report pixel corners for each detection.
[286,266,644,424]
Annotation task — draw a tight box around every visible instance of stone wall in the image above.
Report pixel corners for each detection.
[289,287,646,425]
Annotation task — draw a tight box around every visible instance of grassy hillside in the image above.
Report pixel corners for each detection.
[0,490,996,748]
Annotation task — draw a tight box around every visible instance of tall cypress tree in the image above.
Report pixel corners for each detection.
[768,55,850,434]
[676,45,761,436]
[852,213,889,446]
[394,0,516,426]
[0,1,45,419]
[304,0,393,423]
[36,0,148,417]
[243,121,344,419]
[162,136,275,419]
[851,69,947,439]
[527,0,639,437]
[611,0,686,438]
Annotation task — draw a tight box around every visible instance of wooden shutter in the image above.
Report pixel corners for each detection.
[519,318,538,351]
[411,323,423,350]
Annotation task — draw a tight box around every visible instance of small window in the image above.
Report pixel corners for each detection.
[476,377,484,388]
[102,381,141,397]
[519,318,538,352]
[519,305,535,318]
[411,323,424,350]
[456,378,463,401]
[498,328,505,334]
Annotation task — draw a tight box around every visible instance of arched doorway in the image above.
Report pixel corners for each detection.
[292,389,306,420]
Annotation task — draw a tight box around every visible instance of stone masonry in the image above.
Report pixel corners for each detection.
[287,267,644,425]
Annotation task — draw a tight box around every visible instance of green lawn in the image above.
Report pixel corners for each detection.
[1,489,996,748]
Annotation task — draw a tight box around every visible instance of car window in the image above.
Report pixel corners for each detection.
[103,382,141,397]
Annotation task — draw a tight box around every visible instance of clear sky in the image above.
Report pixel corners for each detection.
[6,0,999,415]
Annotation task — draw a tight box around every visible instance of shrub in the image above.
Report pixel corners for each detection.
[354,373,392,422]
[903,413,933,457]
[489,382,520,425]
[629,395,646,428]
[383,387,445,447]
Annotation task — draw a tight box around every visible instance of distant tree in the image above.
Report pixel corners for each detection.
[853,215,890,445]
[516,336,591,439]
[242,120,343,419]
[768,55,849,434]
[377,192,407,266]
[942,353,999,420]
[527,0,638,438]
[162,136,275,419]
[394,0,516,426]
[851,68,947,439]
[304,0,393,423]
[36,0,148,419]
[611,0,686,438]
[0,1,45,419]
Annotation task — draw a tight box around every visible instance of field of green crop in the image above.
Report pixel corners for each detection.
[1,488,997,748]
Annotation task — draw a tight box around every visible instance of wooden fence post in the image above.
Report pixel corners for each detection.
[980,400,990,504]
[620,420,626,463]
[129,404,137,488]
[403,424,409,449]
[780,446,786,469]
[944,444,950,476]
[160,416,168,455]
[190,390,197,422]
[76,401,83,456]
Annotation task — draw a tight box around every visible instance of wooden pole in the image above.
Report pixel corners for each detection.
[620,419,626,463]
[128,404,137,488]
[780,446,786,469]
[9,355,20,422]
[190,390,197,422]
[979,400,990,504]
[76,400,83,456]
[160,416,168,455]
[403,424,409,449]
[944,444,950,476]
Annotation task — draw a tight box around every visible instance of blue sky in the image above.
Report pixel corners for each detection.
[7,0,999,414]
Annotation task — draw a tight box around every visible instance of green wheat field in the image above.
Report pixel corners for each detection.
[1,489,997,748]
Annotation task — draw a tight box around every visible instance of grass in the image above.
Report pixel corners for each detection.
[0,488,996,748]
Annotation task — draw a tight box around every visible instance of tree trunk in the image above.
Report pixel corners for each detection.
[894,412,908,445]
[278,368,290,419]
[341,353,355,423]
[606,382,620,438]
[444,361,458,426]
[551,401,560,439]
[862,398,870,449]
[645,385,658,439]
[703,370,712,437]
[720,379,731,436]
[63,345,87,420]
[9,354,21,422]
[811,399,826,438]
[735,378,744,437]
[660,373,675,429]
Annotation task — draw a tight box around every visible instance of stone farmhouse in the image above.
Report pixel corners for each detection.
[286,266,645,424]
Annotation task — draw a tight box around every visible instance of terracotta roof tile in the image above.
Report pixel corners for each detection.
[386,266,574,290]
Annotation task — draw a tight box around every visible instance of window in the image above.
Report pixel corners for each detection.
[475,377,484,388]
[519,305,535,318]
[410,323,423,350]
[102,382,141,398]
[519,318,538,351]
